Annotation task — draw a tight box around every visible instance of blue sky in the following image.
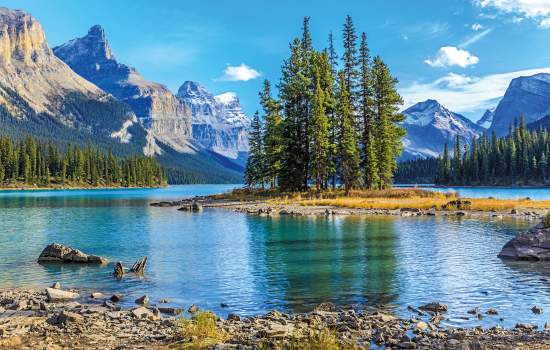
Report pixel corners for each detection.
[5,0,550,121]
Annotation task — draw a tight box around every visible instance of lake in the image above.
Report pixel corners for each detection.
[0,185,549,329]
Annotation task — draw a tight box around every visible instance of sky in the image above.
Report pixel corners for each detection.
[5,0,550,122]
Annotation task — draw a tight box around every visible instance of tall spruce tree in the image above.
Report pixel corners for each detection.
[358,32,379,188]
[309,67,331,190]
[342,15,359,105]
[244,112,265,188]
[371,57,405,188]
[336,71,360,194]
[260,80,284,188]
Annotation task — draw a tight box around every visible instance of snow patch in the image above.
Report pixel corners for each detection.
[110,116,136,143]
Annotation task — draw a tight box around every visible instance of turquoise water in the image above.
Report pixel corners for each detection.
[0,185,549,329]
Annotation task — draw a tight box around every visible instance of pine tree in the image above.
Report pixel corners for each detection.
[309,67,331,190]
[358,32,378,188]
[244,112,265,188]
[336,71,360,194]
[371,57,405,188]
[342,15,359,104]
[260,80,284,188]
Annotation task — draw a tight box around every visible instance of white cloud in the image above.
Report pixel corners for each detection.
[460,28,493,47]
[425,46,480,68]
[512,16,525,23]
[400,67,550,114]
[474,0,550,27]
[217,64,261,82]
[471,23,484,30]
[539,18,550,28]
[475,0,550,17]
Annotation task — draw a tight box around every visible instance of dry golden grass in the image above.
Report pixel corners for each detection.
[173,311,229,350]
[216,188,550,212]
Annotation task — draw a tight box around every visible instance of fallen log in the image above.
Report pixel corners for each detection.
[130,257,147,274]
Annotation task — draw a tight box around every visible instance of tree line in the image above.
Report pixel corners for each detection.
[396,116,550,186]
[245,16,405,194]
[0,135,166,187]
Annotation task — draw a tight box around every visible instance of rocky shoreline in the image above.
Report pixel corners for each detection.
[151,197,546,221]
[1,287,549,349]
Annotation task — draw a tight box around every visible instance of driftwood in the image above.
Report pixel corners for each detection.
[113,262,124,278]
[130,256,148,274]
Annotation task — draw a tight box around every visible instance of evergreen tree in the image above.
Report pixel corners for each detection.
[342,15,359,104]
[336,71,360,194]
[260,80,284,188]
[309,68,331,190]
[244,112,265,188]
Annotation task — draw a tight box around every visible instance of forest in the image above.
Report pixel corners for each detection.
[0,135,166,188]
[396,117,550,186]
[245,16,405,194]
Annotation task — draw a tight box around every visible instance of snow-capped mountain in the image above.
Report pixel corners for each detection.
[490,73,550,135]
[477,108,494,129]
[177,81,250,160]
[402,99,484,159]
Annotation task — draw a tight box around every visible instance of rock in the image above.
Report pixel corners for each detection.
[414,321,428,332]
[314,302,336,312]
[545,323,550,331]
[46,288,79,302]
[515,323,537,331]
[158,307,182,315]
[110,294,123,303]
[132,306,160,320]
[498,224,550,260]
[467,308,479,315]
[135,295,149,306]
[90,292,103,299]
[113,262,124,278]
[188,304,199,313]
[220,303,229,308]
[511,209,518,214]
[178,201,203,212]
[51,282,61,289]
[486,308,499,315]
[38,243,108,264]
[49,311,84,325]
[531,305,543,314]
[419,302,448,313]
[227,313,240,321]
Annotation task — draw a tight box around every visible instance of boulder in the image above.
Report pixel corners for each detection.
[135,295,149,306]
[158,307,182,315]
[110,294,124,303]
[188,304,199,313]
[419,302,448,313]
[38,243,108,264]
[46,288,79,302]
[48,311,84,325]
[498,224,550,261]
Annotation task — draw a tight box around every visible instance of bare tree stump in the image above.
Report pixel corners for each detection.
[114,262,124,278]
[130,256,147,274]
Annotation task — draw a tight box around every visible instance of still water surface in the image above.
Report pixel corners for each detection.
[0,185,549,329]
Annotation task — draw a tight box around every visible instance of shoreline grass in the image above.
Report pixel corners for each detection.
[213,188,550,212]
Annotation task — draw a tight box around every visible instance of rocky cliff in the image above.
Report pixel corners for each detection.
[177,81,249,159]
[0,8,137,139]
[53,25,192,155]
[490,73,550,136]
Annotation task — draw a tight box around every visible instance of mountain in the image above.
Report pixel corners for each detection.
[402,99,484,159]
[526,114,550,131]
[53,25,193,155]
[0,8,142,146]
[490,73,550,135]
[177,81,249,160]
[477,108,494,129]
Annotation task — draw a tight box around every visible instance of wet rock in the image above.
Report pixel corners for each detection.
[227,313,240,321]
[110,293,123,302]
[515,323,537,331]
[159,298,171,304]
[531,305,543,314]
[38,243,108,264]
[498,224,550,261]
[419,302,448,313]
[414,321,428,332]
[158,307,182,315]
[90,292,103,299]
[51,282,61,289]
[46,288,79,302]
[188,304,199,313]
[130,256,147,274]
[467,308,479,315]
[220,303,229,308]
[486,308,499,315]
[178,201,203,212]
[135,295,149,306]
[314,302,336,312]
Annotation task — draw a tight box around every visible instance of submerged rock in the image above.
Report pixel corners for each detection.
[38,243,108,264]
[419,302,448,313]
[498,224,550,261]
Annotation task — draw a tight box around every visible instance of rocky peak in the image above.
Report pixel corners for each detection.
[53,24,113,65]
[0,7,49,64]
[177,81,214,103]
[477,108,495,129]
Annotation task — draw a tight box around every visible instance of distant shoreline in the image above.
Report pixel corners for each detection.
[0,184,166,192]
